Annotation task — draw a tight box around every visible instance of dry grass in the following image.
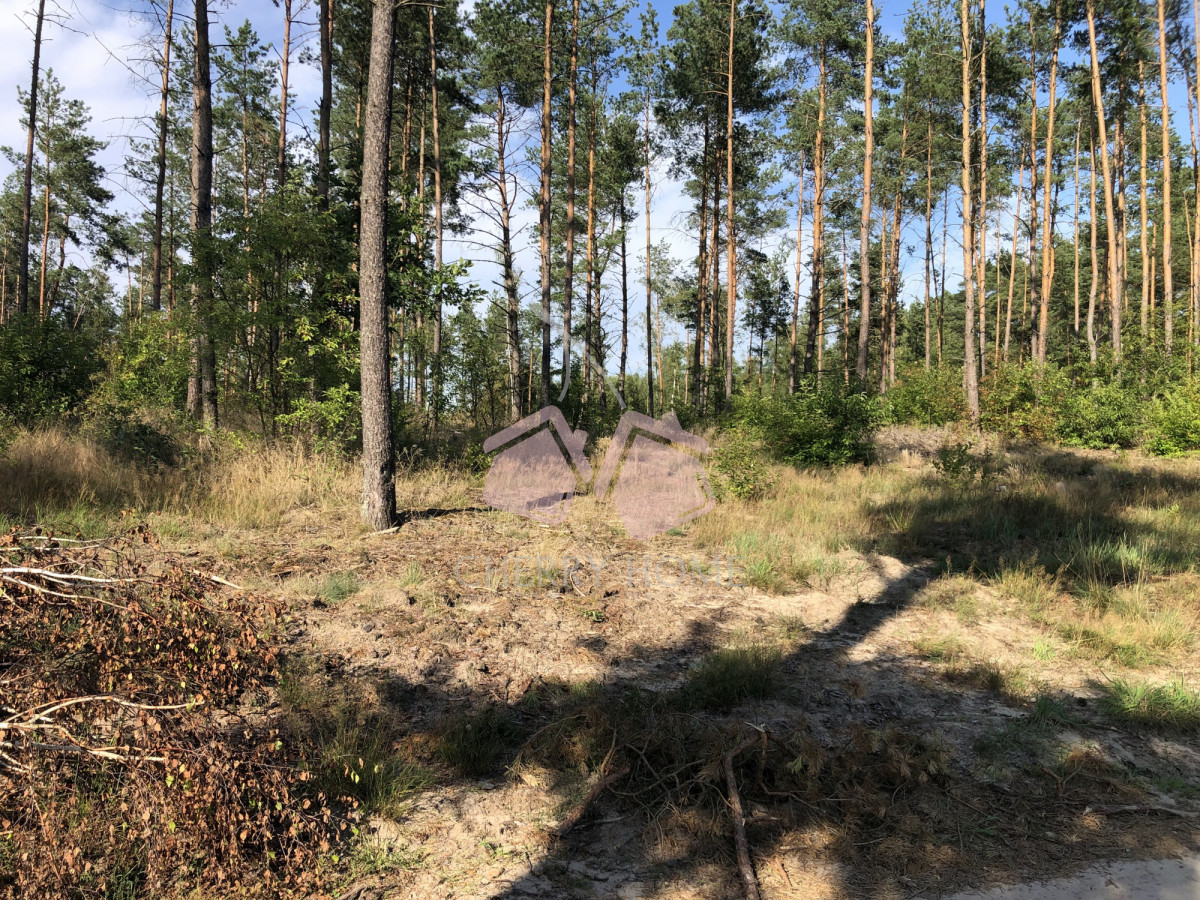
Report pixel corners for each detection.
[0,425,476,535]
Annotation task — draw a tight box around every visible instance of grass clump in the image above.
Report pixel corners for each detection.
[1102,679,1200,733]
[684,641,782,711]
[320,570,361,604]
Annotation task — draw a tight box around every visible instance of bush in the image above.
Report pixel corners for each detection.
[884,366,966,426]
[1054,379,1143,449]
[711,429,775,500]
[740,381,882,468]
[0,316,104,423]
[1144,382,1200,456]
[979,364,1063,441]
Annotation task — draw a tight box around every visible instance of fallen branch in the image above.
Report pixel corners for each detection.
[191,571,245,591]
[1083,804,1198,819]
[724,735,762,900]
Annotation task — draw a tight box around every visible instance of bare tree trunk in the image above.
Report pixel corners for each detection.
[692,121,710,408]
[539,0,554,408]
[1088,133,1099,362]
[1037,0,1061,363]
[564,0,580,401]
[1139,60,1150,343]
[16,0,46,317]
[789,154,804,392]
[1158,0,1174,354]
[429,5,443,426]
[724,0,738,409]
[1073,122,1081,338]
[191,0,217,427]
[961,0,979,423]
[278,0,291,187]
[924,108,934,370]
[1086,0,1121,361]
[1005,147,1025,364]
[583,70,598,403]
[496,86,521,422]
[803,45,827,378]
[976,8,987,378]
[317,0,332,208]
[708,151,722,413]
[620,197,629,399]
[856,0,875,382]
[38,115,51,319]
[359,0,397,531]
[149,0,174,312]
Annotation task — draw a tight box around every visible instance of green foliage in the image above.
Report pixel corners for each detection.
[739,382,882,468]
[1103,679,1200,732]
[711,429,775,500]
[94,317,190,415]
[1144,382,1200,457]
[1054,381,1142,450]
[979,364,1063,441]
[932,441,991,488]
[0,317,103,424]
[276,384,362,455]
[884,366,966,426]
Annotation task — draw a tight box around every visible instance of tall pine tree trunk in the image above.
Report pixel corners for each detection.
[1088,133,1099,362]
[150,0,173,312]
[789,154,804,392]
[1037,0,1061,363]
[1139,61,1150,342]
[961,0,980,422]
[564,0,580,401]
[539,1,554,407]
[803,45,827,377]
[496,86,521,422]
[359,0,397,530]
[1158,0,1174,354]
[724,0,737,410]
[856,0,875,382]
[317,0,332,208]
[17,0,46,317]
[191,0,217,427]
[1086,0,1122,361]
[429,6,444,426]
[924,109,934,370]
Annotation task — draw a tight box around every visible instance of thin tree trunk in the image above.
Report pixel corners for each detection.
[539,0,554,408]
[1158,0,1174,354]
[38,113,51,319]
[583,70,598,403]
[1005,149,1025,363]
[1037,0,1061,363]
[790,154,804,392]
[16,0,46,317]
[724,0,738,409]
[1139,60,1150,343]
[149,0,173,311]
[804,45,827,378]
[564,0,580,401]
[961,0,979,423]
[646,34,657,415]
[359,0,397,531]
[856,0,875,382]
[1088,133,1099,362]
[497,85,521,422]
[278,0,291,187]
[924,107,934,370]
[692,120,710,407]
[976,7,988,378]
[1073,121,1081,337]
[317,0,332,208]
[429,5,443,425]
[620,198,629,399]
[191,0,217,426]
[1086,0,1122,361]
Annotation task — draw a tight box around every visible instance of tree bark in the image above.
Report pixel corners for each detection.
[804,46,826,379]
[1086,0,1122,361]
[539,0,554,408]
[1157,0,1174,354]
[150,0,174,312]
[496,85,521,422]
[961,0,980,423]
[856,0,875,382]
[429,5,443,425]
[1036,0,1061,363]
[924,106,934,370]
[317,0,332,208]
[724,0,737,409]
[646,34,656,415]
[359,0,398,530]
[191,0,217,426]
[1088,133,1099,362]
[565,0,580,402]
[17,0,47,317]
[789,154,804,392]
[1138,60,1149,343]
[278,0,291,187]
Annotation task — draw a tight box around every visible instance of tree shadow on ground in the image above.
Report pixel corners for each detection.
[324,448,1200,900]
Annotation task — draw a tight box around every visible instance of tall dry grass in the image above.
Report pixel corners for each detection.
[0,426,477,532]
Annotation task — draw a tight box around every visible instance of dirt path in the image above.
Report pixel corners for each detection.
[936,852,1200,899]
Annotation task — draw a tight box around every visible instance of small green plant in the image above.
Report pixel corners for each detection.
[932,440,990,489]
[712,430,775,500]
[401,562,425,587]
[684,642,782,711]
[913,634,967,663]
[1032,638,1057,661]
[321,570,361,604]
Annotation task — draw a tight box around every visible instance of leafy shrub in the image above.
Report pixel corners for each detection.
[0,316,104,423]
[884,366,967,426]
[979,364,1063,441]
[932,440,991,488]
[741,381,882,467]
[711,429,775,500]
[1144,382,1200,456]
[1054,380,1143,449]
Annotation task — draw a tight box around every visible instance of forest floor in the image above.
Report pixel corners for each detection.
[5,426,1200,899]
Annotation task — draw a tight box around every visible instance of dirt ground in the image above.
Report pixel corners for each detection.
[153,459,1199,900]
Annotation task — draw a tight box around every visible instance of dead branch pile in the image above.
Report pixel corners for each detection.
[0,526,345,898]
